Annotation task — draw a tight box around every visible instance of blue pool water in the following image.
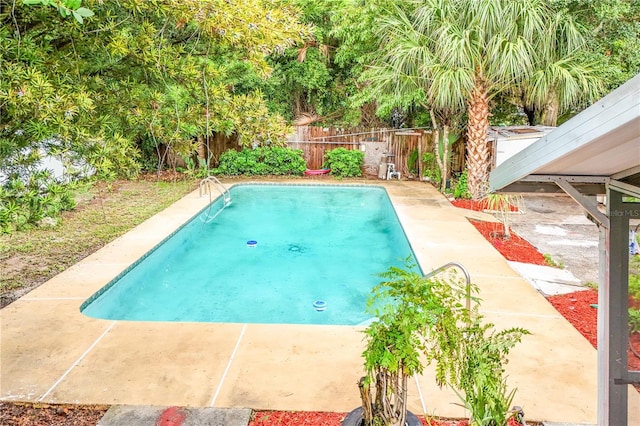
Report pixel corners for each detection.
[81,184,418,325]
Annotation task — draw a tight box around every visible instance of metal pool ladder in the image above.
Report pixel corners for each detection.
[199,176,231,223]
[424,261,472,311]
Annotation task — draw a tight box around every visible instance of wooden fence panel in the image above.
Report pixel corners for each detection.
[287,126,437,177]
[181,126,442,178]
[158,123,465,178]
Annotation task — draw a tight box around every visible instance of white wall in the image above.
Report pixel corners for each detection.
[495,137,541,168]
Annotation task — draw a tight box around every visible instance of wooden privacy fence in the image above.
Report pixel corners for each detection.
[288,126,436,178]
[163,125,463,179]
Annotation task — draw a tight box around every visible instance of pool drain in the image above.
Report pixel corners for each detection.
[288,244,306,253]
[313,300,327,312]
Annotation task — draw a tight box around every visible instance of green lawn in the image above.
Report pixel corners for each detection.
[0,178,197,308]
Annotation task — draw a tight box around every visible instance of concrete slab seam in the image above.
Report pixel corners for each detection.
[38,321,116,401]
[209,323,247,407]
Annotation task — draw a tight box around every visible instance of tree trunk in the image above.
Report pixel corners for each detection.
[466,80,491,200]
[523,105,536,126]
[359,369,407,426]
[358,377,374,425]
[196,135,206,165]
[540,96,559,127]
[374,370,406,426]
[440,125,449,193]
[429,110,449,193]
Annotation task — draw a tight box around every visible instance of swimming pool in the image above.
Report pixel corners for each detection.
[81,184,418,325]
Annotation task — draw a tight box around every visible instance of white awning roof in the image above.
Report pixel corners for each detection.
[489,73,640,196]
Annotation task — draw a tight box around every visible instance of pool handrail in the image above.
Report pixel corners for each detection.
[423,261,472,311]
[199,176,231,223]
[199,175,231,206]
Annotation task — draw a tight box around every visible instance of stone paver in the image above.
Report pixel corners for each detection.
[97,406,251,426]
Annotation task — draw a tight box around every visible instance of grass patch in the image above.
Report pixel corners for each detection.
[543,253,565,269]
[0,178,197,307]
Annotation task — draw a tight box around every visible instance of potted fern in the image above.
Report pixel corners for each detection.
[342,257,473,426]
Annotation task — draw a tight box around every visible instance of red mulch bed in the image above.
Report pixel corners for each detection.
[248,411,527,426]
[451,199,519,212]
[468,220,548,265]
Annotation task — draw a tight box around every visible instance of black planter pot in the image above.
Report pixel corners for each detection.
[341,407,422,426]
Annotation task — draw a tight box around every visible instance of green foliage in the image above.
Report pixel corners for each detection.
[453,171,471,199]
[360,257,528,426]
[422,152,442,186]
[447,319,530,426]
[629,308,640,334]
[2,0,310,183]
[407,149,419,175]
[323,147,363,178]
[23,0,94,23]
[361,256,474,426]
[228,92,293,148]
[178,157,211,179]
[543,254,565,269]
[549,0,640,92]
[256,0,364,125]
[630,269,640,333]
[81,134,141,181]
[213,147,306,176]
[0,171,76,233]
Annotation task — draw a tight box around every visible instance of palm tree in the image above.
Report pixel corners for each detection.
[372,0,596,199]
[517,11,603,126]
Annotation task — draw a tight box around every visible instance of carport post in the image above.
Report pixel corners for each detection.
[598,187,629,425]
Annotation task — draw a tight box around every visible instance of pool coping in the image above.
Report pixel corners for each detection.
[1,179,639,423]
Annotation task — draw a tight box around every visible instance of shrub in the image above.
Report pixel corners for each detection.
[0,171,76,233]
[81,134,141,181]
[630,272,640,333]
[453,170,471,199]
[446,319,530,426]
[629,308,640,334]
[323,147,364,178]
[213,147,306,176]
[422,152,442,186]
[360,257,473,426]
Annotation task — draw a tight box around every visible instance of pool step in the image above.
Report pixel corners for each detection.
[97,405,251,426]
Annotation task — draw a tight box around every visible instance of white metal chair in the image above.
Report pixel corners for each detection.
[386,163,401,180]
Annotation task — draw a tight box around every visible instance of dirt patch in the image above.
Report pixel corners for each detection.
[0,402,108,426]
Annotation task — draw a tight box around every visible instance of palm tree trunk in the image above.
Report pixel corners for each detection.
[466,80,491,200]
[540,96,559,127]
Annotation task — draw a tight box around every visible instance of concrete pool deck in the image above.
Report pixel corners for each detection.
[1,180,638,424]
